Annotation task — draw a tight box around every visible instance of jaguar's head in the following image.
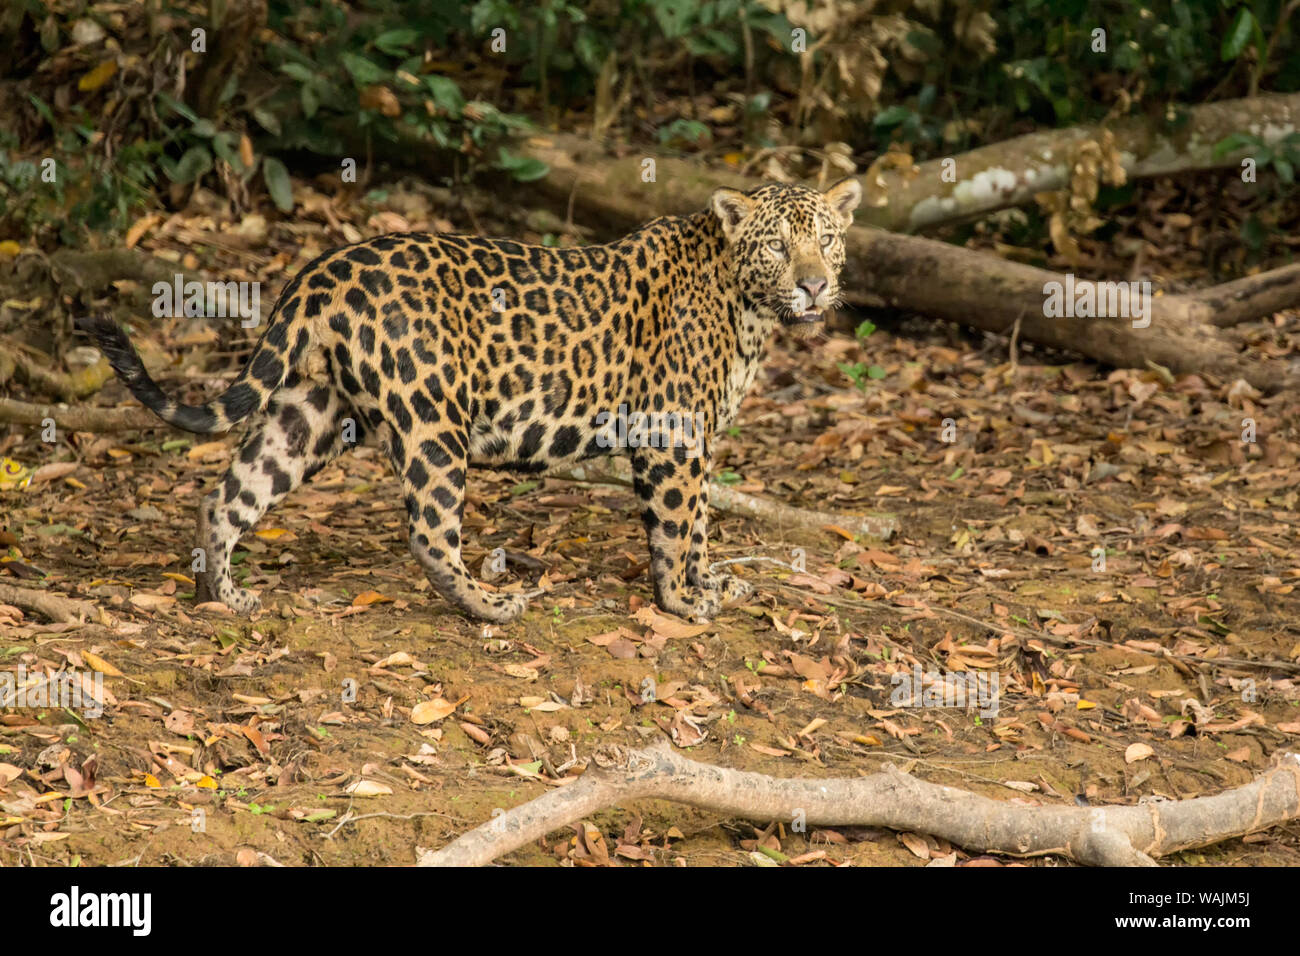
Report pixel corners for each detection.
[710,178,861,328]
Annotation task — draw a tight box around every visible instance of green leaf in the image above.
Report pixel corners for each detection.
[279,62,318,84]
[1240,215,1266,250]
[1222,8,1255,61]
[374,29,420,56]
[157,92,199,124]
[654,0,696,38]
[867,365,887,380]
[210,132,244,172]
[510,158,549,181]
[873,105,911,129]
[855,319,877,340]
[262,157,294,212]
[341,52,387,85]
[27,93,56,126]
[1273,158,1294,184]
[251,106,281,136]
[424,75,464,114]
[838,361,866,384]
[163,146,212,184]
[574,28,603,73]
[301,83,319,119]
[657,118,709,145]
[219,72,239,105]
[1213,132,1258,158]
[496,148,548,182]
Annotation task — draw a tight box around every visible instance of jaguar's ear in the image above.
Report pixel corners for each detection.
[823,177,862,229]
[710,187,755,241]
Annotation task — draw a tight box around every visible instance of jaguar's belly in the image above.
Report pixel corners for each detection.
[465,394,613,470]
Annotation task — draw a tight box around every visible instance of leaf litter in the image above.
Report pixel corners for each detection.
[1,177,1299,867]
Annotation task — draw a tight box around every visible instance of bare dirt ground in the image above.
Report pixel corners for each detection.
[4,318,1300,866]
[2,180,1300,867]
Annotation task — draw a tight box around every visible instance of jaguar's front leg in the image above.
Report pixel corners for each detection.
[633,443,747,621]
[683,460,753,606]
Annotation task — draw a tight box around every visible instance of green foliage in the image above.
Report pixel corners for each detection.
[865,1,1300,156]
[0,102,158,240]
[838,320,886,391]
[468,0,787,104]
[1214,130,1300,185]
[1213,129,1300,249]
[657,118,711,148]
[2,1,550,237]
[1222,5,1266,62]
[496,148,549,182]
[6,0,1298,243]
[260,1,543,182]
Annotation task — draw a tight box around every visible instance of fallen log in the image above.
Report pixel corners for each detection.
[417,742,1300,867]
[860,92,1300,232]
[842,228,1298,391]
[0,397,161,432]
[1201,262,1300,328]
[521,133,1300,391]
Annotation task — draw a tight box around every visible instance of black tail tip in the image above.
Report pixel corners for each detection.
[74,314,120,339]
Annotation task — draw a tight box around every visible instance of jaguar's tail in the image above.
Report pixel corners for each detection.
[77,314,298,434]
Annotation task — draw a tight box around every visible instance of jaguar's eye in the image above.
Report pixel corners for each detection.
[820,234,834,248]
[767,239,786,255]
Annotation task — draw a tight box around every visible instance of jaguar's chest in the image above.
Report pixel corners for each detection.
[716,308,771,430]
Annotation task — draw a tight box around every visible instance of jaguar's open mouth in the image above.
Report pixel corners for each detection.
[783,309,824,325]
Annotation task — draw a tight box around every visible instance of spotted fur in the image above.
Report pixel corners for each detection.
[81,179,862,622]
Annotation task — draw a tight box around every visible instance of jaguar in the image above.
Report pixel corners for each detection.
[82,177,862,623]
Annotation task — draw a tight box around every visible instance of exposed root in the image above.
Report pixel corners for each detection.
[0,582,109,625]
[418,743,1300,867]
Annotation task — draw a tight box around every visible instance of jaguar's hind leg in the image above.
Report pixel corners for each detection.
[196,377,362,612]
[385,422,529,624]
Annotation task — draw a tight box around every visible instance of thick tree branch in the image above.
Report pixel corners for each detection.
[418,742,1300,867]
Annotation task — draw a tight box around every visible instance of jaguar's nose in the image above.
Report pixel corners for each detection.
[797,277,827,302]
